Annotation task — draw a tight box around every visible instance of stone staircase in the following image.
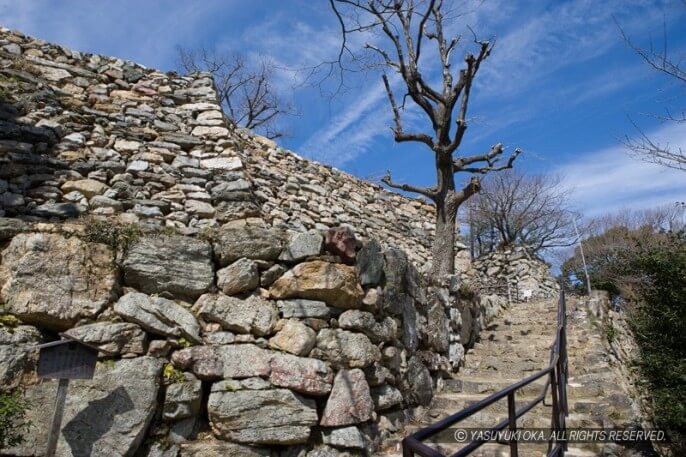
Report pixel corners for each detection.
[378,297,643,457]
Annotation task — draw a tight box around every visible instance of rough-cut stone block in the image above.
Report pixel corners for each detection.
[321,426,367,450]
[320,369,373,426]
[216,258,259,296]
[213,226,285,266]
[370,385,403,411]
[171,344,271,380]
[270,352,333,396]
[0,233,117,330]
[338,310,397,344]
[314,329,380,369]
[122,235,214,299]
[114,292,201,343]
[65,322,146,355]
[278,299,331,319]
[179,440,271,457]
[279,231,323,261]
[0,325,41,391]
[324,226,359,264]
[356,239,384,286]
[208,387,317,445]
[194,293,277,336]
[270,260,364,309]
[163,374,202,421]
[61,179,108,198]
[268,320,316,356]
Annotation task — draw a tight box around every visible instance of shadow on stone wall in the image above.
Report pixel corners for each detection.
[61,386,134,456]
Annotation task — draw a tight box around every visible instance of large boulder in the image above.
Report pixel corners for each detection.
[114,292,201,343]
[270,352,333,396]
[399,356,433,407]
[194,293,278,336]
[208,383,318,445]
[0,233,118,330]
[122,235,213,300]
[64,322,146,356]
[5,357,163,457]
[213,226,285,266]
[270,261,364,309]
[171,344,272,380]
[313,329,380,369]
[0,325,41,391]
[320,369,373,426]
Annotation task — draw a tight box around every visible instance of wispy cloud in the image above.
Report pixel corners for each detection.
[557,122,686,217]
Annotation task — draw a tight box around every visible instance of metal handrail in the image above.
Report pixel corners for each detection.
[402,290,569,457]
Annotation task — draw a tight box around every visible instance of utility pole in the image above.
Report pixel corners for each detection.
[572,218,592,295]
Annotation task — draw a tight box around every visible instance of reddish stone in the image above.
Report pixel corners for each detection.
[324,227,360,264]
[320,368,373,426]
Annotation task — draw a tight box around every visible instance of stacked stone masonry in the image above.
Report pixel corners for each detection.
[0,27,445,267]
[0,28,552,456]
[0,220,487,456]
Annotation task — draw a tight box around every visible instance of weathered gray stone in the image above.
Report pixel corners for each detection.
[0,325,41,391]
[260,264,286,287]
[370,385,403,411]
[171,344,271,380]
[0,217,26,241]
[65,322,146,355]
[270,352,333,396]
[278,299,331,319]
[270,261,364,309]
[179,439,271,457]
[194,293,277,336]
[356,240,384,286]
[122,235,214,299]
[216,258,259,295]
[320,369,373,426]
[163,374,202,421]
[338,310,397,344]
[114,292,201,343]
[61,179,108,198]
[169,416,198,444]
[6,357,162,457]
[208,387,317,445]
[269,320,316,356]
[213,226,285,266]
[320,426,367,450]
[0,233,117,330]
[425,287,450,352]
[314,329,380,369]
[279,231,323,261]
[400,356,432,407]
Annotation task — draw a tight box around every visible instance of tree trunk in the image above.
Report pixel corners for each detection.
[431,195,459,281]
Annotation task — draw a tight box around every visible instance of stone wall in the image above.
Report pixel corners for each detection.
[0,27,451,268]
[0,219,479,456]
[466,247,559,301]
[0,27,260,231]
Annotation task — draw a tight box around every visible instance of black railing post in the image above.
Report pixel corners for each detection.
[402,438,413,457]
[507,391,519,457]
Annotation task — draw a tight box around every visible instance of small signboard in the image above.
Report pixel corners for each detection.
[36,337,99,380]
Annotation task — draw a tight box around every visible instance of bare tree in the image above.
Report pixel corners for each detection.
[468,171,577,257]
[329,0,521,279]
[177,47,294,139]
[618,1,686,171]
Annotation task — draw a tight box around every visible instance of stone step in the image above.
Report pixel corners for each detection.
[445,377,548,397]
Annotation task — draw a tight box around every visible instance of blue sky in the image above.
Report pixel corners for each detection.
[2,0,685,219]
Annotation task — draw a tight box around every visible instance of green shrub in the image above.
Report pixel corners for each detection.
[0,390,31,448]
[82,218,142,252]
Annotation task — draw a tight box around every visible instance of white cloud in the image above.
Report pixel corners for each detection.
[557,122,686,217]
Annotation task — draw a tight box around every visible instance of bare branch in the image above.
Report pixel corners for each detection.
[381,170,437,198]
